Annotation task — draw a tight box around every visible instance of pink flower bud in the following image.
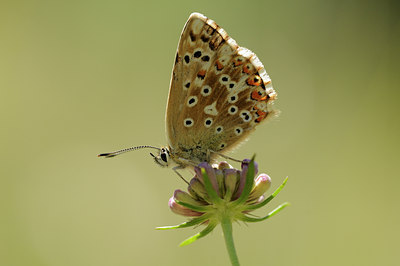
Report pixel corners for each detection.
[168,197,203,217]
[248,174,272,201]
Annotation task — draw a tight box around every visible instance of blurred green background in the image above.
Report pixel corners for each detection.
[1,0,399,265]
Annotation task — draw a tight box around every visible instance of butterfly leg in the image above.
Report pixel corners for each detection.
[172,166,190,185]
[210,150,243,163]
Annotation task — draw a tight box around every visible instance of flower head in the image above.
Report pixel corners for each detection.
[157,157,289,247]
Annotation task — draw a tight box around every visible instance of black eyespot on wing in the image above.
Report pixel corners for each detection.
[184,55,190,64]
[194,51,202,58]
[185,82,190,88]
[201,55,210,62]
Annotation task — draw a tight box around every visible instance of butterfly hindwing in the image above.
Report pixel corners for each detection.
[166,13,277,164]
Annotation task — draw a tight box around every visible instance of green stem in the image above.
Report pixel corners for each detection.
[221,216,240,266]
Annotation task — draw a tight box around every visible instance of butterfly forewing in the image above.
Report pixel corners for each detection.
[166,13,276,165]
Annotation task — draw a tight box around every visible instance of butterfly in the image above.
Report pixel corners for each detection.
[99,12,277,177]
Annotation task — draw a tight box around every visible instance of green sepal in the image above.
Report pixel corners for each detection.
[239,202,290,223]
[174,198,213,213]
[201,168,223,204]
[246,177,288,211]
[156,214,211,230]
[179,222,217,246]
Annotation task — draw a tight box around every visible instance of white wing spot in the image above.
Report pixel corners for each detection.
[201,85,212,96]
[219,74,230,84]
[204,117,213,128]
[187,96,198,107]
[219,142,227,150]
[228,105,238,115]
[234,127,243,136]
[240,110,252,122]
[204,101,218,116]
[226,81,236,91]
[184,118,194,127]
[228,94,238,103]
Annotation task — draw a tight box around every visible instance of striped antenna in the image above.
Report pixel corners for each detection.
[98,145,161,158]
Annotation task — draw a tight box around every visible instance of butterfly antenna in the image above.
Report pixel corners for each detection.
[98,145,161,158]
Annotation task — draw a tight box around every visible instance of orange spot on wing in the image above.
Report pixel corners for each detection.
[255,109,267,123]
[246,75,262,86]
[233,58,244,67]
[251,90,267,101]
[215,60,224,71]
[242,64,252,74]
[197,69,206,79]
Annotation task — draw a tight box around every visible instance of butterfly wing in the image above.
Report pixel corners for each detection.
[166,12,277,163]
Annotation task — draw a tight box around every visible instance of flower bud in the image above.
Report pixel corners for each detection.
[248,174,272,202]
[174,190,205,207]
[168,197,203,217]
[223,169,240,200]
[195,162,219,196]
[218,161,232,170]
[188,177,209,202]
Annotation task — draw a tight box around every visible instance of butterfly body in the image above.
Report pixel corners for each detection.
[99,12,277,170]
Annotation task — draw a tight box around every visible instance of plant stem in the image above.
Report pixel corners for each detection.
[221,216,240,266]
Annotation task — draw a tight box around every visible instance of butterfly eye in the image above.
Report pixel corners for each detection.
[160,152,168,163]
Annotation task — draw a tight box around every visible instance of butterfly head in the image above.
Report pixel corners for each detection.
[150,147,171,167]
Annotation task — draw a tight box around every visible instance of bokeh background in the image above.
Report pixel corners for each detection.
[1,0,399,265]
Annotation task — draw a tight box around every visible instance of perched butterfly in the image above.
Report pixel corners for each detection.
[99,12,277,177]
